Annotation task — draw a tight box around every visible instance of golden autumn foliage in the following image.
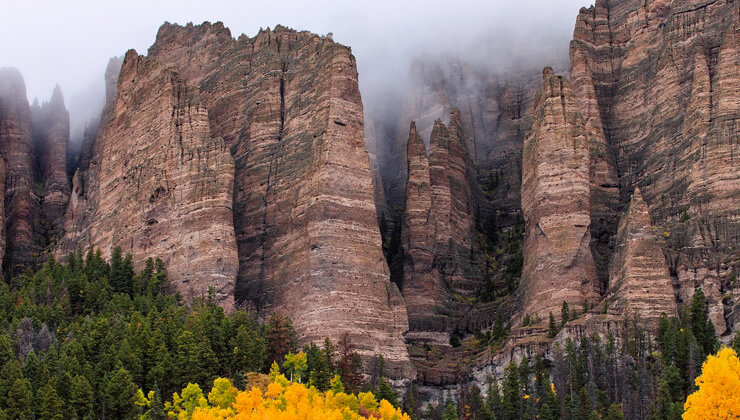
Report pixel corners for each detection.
[683,347,740,420]
[150,373,410,420]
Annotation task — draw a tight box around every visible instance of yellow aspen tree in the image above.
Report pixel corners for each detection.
[683,347,740,419]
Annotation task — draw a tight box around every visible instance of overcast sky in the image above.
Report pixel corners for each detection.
[1,0,590,133]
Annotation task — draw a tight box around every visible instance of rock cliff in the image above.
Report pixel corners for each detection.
[570,0,740,334]
[31,85,71,243]
[0,69,74,276]
[520,67,600,322]
[400,112,483,333]
[0,69,42,276]
[57,22,413,377]
[608,188,677,328]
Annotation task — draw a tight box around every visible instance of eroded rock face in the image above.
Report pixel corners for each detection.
[377,57,542,225]
[520,68,600,322]
[571,0,740,334]
[0,68,41,276]
[58,22,413,377]
[31,85,71,242]
[608,188,677,327]
[93,51,238,308]
[401,110,483,332]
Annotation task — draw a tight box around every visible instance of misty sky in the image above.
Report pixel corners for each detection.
[1,0,590,133]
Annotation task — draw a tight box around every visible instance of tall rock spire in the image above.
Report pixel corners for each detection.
[520,68,599,322]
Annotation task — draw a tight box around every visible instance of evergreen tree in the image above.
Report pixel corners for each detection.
[230,323,266,374]
[404,383,420,420]
[561,301,570,327]
[689,289,718,356]
[173,330,218,389]
[374,355,399,408]
[36,382,63,420]
[548,312,558,338]
[305,342,331,391]
[337,334,364,394]
[265,313,297,366]
[442,396,459,420]
[486,375,502,416]
[69,375,94,419]
[501,362,520,420]
[5,378,33,419]
[103,366,138,420]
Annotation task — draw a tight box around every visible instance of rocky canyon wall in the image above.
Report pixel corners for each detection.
[56,22,413,377]
[400,111,483,333]
[570,0,740,335]
[520,67,600,322]
[0,69,71,277]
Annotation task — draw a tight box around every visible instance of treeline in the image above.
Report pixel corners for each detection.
[419,289,740,420]
[0,249,396,419]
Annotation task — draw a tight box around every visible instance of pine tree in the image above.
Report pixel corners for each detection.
[305,342,331,391]
[230,323,266,374]
[104,366,138,419]
[501,362,520,420]
[561,301,570,327]
[442,396,459,420]
[69,375,93,419]
[549,312,558,338]
[375,355,399,408]
[5,378,33,419]
[36,382,63,420]
[486,375,502,416]
[404,383,420,420]
[337,333,364,394]
[265,313,297,366]
[174,330,218,389]
[689,289,717,357]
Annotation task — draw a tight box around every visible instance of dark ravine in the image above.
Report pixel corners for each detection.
[0,0,737,395]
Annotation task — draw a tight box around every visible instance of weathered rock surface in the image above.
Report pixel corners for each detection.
[31,85,71,243]
[400,110,484,332]
[58,22,413,377]
[520,68,600,322]
[571,0,740,334]
[608,188,677,327]
[377,57,543,224]
[0,68,42,276]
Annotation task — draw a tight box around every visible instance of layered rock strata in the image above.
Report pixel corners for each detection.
[571,0,740,334]
[608,188,677,327]
[401,110,483,332]
[520,68,600,321]
[58,22,413,377]
[31,86,71,242]
[377,58,543,225]
[0,68,42,276]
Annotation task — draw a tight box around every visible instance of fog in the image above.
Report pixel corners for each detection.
[1,0,589,137]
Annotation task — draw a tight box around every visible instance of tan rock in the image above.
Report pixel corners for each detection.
[571,0,740,334]
[608,188,677,328]
[0,68,41,276]
[520,68,600,322]
[57,22,414,378]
